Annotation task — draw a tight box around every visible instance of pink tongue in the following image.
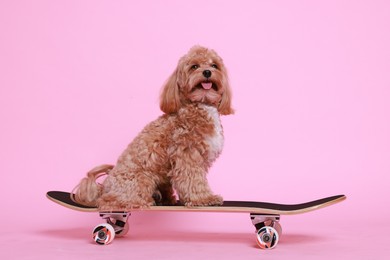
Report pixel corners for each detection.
[201,82,212,90]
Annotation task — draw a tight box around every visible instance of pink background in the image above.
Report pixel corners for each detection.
[1,0,389,259]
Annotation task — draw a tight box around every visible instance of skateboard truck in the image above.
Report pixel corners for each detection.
[93,211,283,248]
[92,211,283,248]
[250,213,282,249]
[93,212,131,245]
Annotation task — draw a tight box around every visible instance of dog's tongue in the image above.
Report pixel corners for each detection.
[201,82,212,90]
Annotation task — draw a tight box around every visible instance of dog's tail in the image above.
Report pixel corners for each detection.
[71,164,114,207]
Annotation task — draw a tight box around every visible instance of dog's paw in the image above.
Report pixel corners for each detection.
[125,200,156,210]
[206,194,224,206]
[184,194,223,207]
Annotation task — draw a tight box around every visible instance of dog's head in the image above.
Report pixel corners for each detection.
[160,46,234,115]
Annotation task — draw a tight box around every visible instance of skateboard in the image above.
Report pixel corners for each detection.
[46,191,346,249]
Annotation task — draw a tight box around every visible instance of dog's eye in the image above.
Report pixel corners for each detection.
[191,65,199,70]
[211,64,218,69]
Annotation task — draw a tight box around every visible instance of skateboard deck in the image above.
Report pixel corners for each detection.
[46,191,346,249]
[47,191,345,215]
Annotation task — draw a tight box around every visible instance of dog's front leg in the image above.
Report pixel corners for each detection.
[170,150,223,207]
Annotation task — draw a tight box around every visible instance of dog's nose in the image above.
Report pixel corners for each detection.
[203,70,212,78]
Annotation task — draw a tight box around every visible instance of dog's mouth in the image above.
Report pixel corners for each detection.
[189,80,222,104]
[195,82,218,91]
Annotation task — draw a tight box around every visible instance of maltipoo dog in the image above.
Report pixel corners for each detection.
[73,46,234,210]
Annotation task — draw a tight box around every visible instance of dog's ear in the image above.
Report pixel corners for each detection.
[160,68,182,114]
[218,78,234,115]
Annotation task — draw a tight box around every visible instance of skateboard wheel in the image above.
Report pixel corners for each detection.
[273,221,282,237]
[92,223,115,245]
[256,226,279,249]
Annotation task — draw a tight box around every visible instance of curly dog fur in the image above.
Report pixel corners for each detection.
[73,46,234,210]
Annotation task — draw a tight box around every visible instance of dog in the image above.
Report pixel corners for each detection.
[73,46,234,210]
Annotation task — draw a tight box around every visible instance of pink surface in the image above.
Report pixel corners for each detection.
[1,0,389,259]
